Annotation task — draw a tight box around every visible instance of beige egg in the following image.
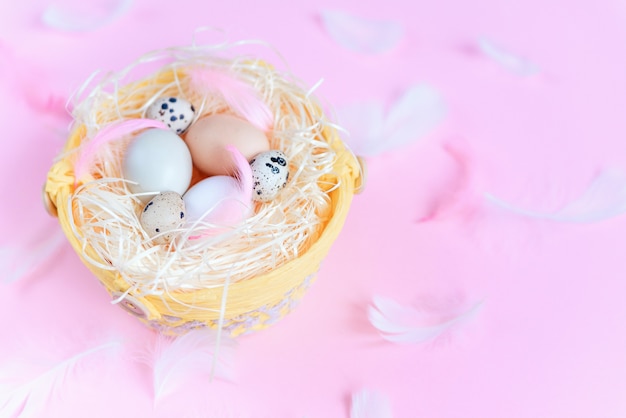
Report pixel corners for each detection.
[140,191,186,244]
[184,114,270,176]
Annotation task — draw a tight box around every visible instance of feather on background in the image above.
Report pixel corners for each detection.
[369,296,483,344]
[484,168,626,223]
[476,38,539,76]
[41,0,134,32]
[320,10,405,54]
[0,341,121,418]
[350,389,393,418]
[141,329,237,400]
[337,84,446,156]
[0,221,67,284]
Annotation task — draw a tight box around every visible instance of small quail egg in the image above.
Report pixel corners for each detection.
[140,191,186,244]
[146,97,195,134]
[250,150,289,202]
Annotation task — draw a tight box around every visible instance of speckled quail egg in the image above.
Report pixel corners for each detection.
[140,191,186,244]
[250,150,289,202]
[146,97,195,134]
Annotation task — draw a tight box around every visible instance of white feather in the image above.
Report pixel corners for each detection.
[41,0,133,32]
[351,389,393,418]
[0,341,121,418]
[149,329,236,400]
[338,84,446,156]
[477,38,539,76]
[484,168,626,223]
[320,10,404,54]
[369,296,483,344]
[0,222,67,284]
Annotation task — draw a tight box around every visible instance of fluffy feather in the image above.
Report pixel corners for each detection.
[0,341,121,417]
[338,84,446,156]
[484,168,626,223]
[187,66,273,131]
[351,389,392,418]
[147,329,236,400]
[73,118,168,182]
[368,296,483,344]
[41,0,134,32]
[320,10,404,54]
[24,92,71,121]
[0,221,67,284]
[477,38,539,76]
[0,43,71,122]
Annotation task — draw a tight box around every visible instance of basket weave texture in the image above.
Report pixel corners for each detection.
[44,54,363,337]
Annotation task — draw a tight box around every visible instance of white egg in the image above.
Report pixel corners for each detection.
[250,150,289,202]
[140,191,186,244]
[122,128,193,197]
[183,176,252,228]
[146,97,195,134]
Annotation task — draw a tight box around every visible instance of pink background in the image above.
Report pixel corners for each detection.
[2,0,626,416]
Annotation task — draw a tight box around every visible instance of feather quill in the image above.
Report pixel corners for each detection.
[73,118,168,182]
[338,84,446,156]
[225,144,253,203]
[0,341,121,418]
[0,222,67,284]
[148,329,236,400]
[484,168,626,223]
[41,0,134,32]
[477,38,539,76]
[350,389,393,418]
[320,10,404,54]
[369,296,483,344]
[187,67,273,131]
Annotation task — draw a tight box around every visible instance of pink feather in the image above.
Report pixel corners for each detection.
[187,66,273,131]
[73,119,168,182]
[409,139,479,224]
[0,43,71,121]
[225,144,253,203]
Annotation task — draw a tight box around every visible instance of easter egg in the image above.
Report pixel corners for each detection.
[146,97,195,134]
[184,114,270,176]
[140,191,186,244]
[122,128,193,197]
[183,175,252,228]
[250,150,289,202]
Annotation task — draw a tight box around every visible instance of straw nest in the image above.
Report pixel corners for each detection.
[45,41,363,335]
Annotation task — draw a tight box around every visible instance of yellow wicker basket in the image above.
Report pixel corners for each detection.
[43,45,364,337]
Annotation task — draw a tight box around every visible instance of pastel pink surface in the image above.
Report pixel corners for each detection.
[2,0,626,417]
